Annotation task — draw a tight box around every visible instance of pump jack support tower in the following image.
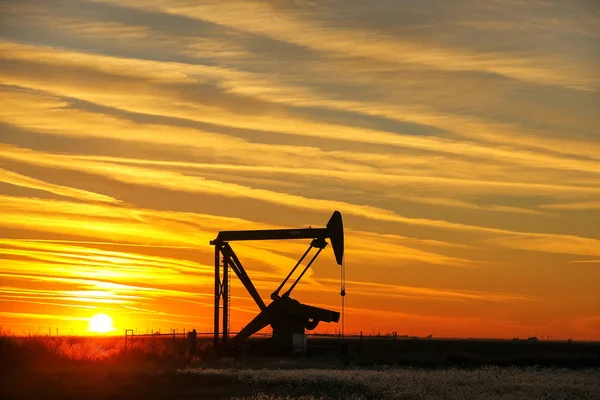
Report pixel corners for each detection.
[210,211,344,348]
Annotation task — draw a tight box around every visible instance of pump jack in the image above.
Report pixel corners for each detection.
[210,211,344,348]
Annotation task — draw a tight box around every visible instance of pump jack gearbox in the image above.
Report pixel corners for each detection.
[210,211,344,349]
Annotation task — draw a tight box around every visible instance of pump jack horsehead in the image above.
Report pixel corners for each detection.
[210,211,345,348]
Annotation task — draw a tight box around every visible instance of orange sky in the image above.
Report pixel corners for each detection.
[0,0,599,340]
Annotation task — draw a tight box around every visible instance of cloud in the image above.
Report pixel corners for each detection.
[322,279,535,303]
[344,232,472,267]
[0,272,209,301]
[84,0,599,90]
[1,84,599,225]
[0,167,119,203]
[0,147,531,235]
[541,201,600,210]
[0,311,89,321]
[3,146,600,253]
[397,196,545,216]
[2,43,600,178]
[240,228,472,268]
[0,194,316,280]
[0,242,211,284]
[67,154,600,198]
[6,0,599,154]
[488,234,600,258]
[4,0,598,159]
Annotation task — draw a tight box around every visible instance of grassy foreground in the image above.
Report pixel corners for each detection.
[181,367,600,399]
[2,364,599,399]
[1,332,599,399]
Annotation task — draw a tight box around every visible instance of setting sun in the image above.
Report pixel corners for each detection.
[88,313,114,334]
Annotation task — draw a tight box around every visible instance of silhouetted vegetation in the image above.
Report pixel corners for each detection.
[0,327,196,371]
[2,329,599,399]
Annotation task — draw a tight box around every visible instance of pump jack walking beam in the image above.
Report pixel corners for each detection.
[210,211,344,348]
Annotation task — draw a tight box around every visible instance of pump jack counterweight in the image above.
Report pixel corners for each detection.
[210,211,344,350]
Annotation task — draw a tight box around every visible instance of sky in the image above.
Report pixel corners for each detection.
[0,0,599,340]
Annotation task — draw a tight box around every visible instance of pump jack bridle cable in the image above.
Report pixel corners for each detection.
[340,256,346,336]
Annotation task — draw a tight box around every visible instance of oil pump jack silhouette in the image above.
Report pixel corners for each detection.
[210,211,345,348]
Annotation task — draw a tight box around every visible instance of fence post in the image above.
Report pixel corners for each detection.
[359,331,363,361]
[187,329,197,357]
[124,329,134,355]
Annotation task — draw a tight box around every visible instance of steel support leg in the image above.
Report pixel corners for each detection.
[213,243,221,347]
[222,254,229,346]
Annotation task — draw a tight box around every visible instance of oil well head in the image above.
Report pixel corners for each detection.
[210,211,344,349]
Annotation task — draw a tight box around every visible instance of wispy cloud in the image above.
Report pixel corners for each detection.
[0,148,552,236]
[85,0,599,90]
[67,154,600,198]
[321,279,534,304]
[0,167,119,203]
[541,201,600,210]
[0,311,89,321]
[2,43,600,178]
[488,234,600,258]
[3,146,600,260]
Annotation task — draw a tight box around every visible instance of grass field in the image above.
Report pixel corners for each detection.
[1,332,599,399]
[3,363,599,399]
[181,367,600,399]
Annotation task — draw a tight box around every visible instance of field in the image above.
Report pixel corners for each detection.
[1,332,599,399]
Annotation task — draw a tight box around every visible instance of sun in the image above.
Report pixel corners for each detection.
[88,313,114,334]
